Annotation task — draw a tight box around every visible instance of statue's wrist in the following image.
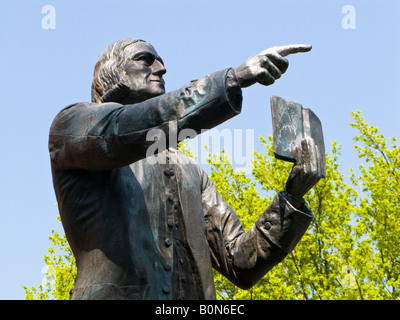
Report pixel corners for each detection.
[226,68,241,88]
[282,190,305,211]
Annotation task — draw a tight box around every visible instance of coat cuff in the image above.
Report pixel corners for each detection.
[255,191,313,253]
[225,68,242,115]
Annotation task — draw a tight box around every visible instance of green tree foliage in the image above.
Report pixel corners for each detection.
[23,216,76,300]
[23,112,399,299]
[349,111,400,299]
[209,136,358,299]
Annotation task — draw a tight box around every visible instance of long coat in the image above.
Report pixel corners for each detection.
[48,69,313,300]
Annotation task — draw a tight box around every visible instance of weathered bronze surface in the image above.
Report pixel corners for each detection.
[49,38,322,300]
[271,96,326,177]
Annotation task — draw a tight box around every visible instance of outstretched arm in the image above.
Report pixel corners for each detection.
[49,69,242,171]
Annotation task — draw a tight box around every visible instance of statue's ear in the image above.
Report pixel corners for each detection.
[101,82,130,103]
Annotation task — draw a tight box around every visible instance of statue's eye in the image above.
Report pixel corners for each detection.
[135,54,155,65]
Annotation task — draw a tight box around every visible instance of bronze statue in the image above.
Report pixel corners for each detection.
[48,38,323,299]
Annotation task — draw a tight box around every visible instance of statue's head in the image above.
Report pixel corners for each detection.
[91,38,167,104]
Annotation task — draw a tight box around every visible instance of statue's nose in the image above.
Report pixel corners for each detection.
[152,60,166,76]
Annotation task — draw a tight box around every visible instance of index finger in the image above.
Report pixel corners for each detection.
[274,44,312,57]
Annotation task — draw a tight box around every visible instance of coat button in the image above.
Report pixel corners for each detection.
[164,168,175,176]
[162,286,170,294]
[264,222,272,230]
[164,263,172,271]
[168,194,174,201]
[165,238,172,247]
[179,258,184,265]
[167,218,174,227]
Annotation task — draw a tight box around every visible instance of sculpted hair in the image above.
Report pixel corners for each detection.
[91,38,145,103]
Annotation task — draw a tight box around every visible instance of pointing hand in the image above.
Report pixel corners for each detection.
[234,44,312,88]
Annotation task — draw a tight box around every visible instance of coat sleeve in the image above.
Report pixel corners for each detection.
[49,69,242,171]
[201,171,313,290]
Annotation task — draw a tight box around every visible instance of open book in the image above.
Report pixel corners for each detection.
[270,95,326,178]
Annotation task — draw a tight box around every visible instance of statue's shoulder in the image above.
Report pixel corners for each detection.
[58,101,95,113]
[49,102,96,134]
[53,101,124,120]
[52,102,89,119]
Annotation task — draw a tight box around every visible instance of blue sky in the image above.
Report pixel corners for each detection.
[0,0,399,299]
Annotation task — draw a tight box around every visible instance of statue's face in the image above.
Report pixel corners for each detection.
[122,41,166,100]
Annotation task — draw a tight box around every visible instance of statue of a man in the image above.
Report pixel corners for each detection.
[49,38,322,300]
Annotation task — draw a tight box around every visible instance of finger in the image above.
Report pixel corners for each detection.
[314,144,323,180]
[307,139,318,176]
[256,70,275,86]
[303,139,322,192]
[301,139,311,169]
[274,44,312,57]
[268,53,289,74]
[287,140,306,178]
[262,58,282,80]
[300,140,313,191]
[310,140,324,182]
